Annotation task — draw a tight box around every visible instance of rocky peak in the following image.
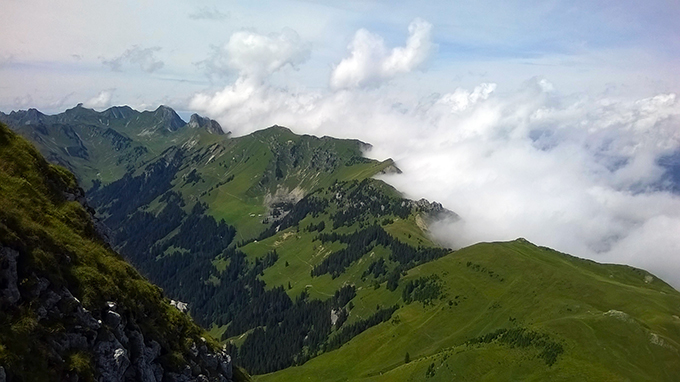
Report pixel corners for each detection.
[0,108,48,126]
[411,198,459,222]
[150,105,186,132]
[62,103,99,120]
[188,114,225,135]
[102,106,136,120]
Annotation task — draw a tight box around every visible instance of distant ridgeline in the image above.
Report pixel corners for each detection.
[5,105,680,381]
[1,105,457,374]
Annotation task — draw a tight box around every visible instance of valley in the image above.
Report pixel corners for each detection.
[2,105,680,381]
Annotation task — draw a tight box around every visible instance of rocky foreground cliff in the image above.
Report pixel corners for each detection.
[0,122,240,381]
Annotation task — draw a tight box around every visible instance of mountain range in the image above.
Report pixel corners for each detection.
[1,104,679,381]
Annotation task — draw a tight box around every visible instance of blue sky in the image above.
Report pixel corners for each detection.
[1,0,678,111]
[2,0,680,287]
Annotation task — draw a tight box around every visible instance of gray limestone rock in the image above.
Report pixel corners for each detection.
[0,246,234,382]
[94,339,130,382]
[59,332,89,351]
[104,310,122,328]
[189,342,199,357]
[29,275,50,297]
[75,305,101,330]
[0,247,20,305]
[187,113,226,135]
[412,198,459,222]
[217,352,233,380]
[153,364,164,382]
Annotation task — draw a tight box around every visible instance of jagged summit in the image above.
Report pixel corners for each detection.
[0,104,226,136]
[59,103,101,123]
[102,105,136,120]
[136,105,186,134]
[188,113,226,135]
[4,108,46,125]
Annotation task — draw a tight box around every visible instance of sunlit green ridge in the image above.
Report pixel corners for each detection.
[3,106,679,381]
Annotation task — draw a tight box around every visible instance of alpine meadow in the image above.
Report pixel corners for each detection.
[2,1,680,381]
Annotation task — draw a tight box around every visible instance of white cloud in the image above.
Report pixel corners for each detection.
[102,46,164,73]
[191,54,680,287]
[84,89,115,109]
[199,28,310,81]
[437,83,497,112]
[189,6,229,21]
[330,18,433,89]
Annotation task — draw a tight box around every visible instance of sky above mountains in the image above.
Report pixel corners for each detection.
[3,0,679,111]
[2,0,680,287]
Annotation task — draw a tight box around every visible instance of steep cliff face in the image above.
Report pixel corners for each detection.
[0,122,237,381]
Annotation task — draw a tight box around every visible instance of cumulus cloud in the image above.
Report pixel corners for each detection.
[330,18,433,89]
[84,89,115,109]
[189,6,229,21]
[190,24,680,288]
[198,28,310,81]
[102,46,164,73]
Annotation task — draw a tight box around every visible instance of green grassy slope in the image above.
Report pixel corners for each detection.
[0,122,247,380]
[257,239,680,382]
[6,106,446,374]
[167,125,396,240]
[1,106,402,243]
[7,106,679,381]
[236,179,441,305]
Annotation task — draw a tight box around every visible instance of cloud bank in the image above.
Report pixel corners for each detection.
[189,19,680,288]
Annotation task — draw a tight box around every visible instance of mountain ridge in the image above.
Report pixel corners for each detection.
[2,105,680,380]
[0,122,245,381]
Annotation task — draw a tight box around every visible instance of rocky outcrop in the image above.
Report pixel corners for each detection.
[187,114,226,135]
[170,300,189,313]
[0,247,20,306]
[152,106,187,132]
[410,198,459,222]
[0,122,237,382]
[377,159,402,175]
[63,186,113,244]
[0,245,233,381]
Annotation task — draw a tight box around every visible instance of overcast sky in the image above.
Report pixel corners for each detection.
[2,0,680,287]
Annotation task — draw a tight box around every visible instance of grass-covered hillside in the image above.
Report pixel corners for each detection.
[257,239,680,381]
[0,122,245,381]
[5,105,679,381]
[2,105,449,375]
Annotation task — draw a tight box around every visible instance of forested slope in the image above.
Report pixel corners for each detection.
[0,122,248,381]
